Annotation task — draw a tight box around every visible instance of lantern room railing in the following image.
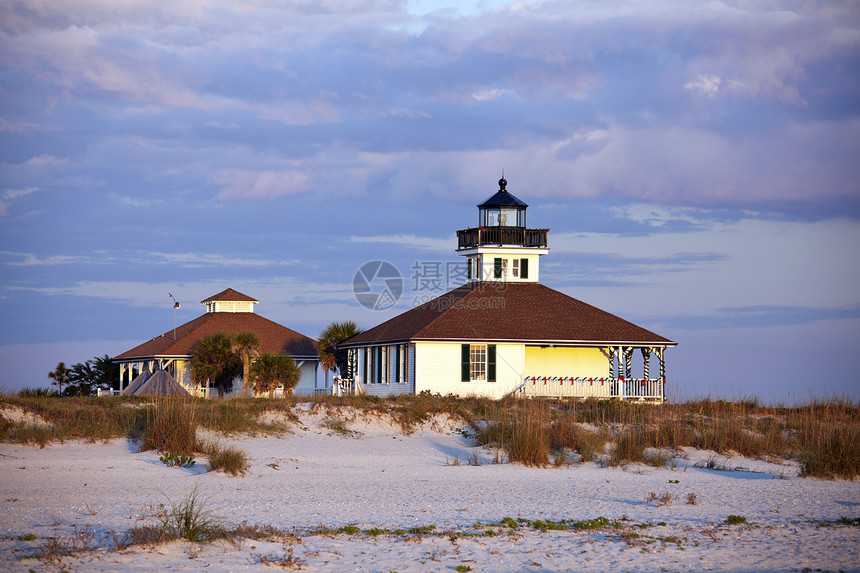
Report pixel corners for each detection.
[457,227,548,250]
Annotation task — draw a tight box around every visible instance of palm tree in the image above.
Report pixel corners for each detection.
[47,362,70,394]
[92,354,120,392]
[318,321,363,377]
[190,333,241,398]
[68,360,97,396]
[250,353,301,398]
[231,332,260,397]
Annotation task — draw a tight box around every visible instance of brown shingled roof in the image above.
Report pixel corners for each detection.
[200,288,259,304]
[114,312,318,360]
[341,282,675,347]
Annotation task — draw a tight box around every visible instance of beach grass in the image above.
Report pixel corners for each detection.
[204,440,250,476]
[1,391,857,479]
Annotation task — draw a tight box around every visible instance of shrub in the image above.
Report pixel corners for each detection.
[159,451,196,468]
[725,515,747,525]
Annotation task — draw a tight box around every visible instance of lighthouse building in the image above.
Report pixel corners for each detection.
[339,178,676,400]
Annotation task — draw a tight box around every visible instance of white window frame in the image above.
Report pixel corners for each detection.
[470,344,487,382]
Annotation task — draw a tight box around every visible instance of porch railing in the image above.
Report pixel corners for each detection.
[517,376,665,401]
[332,377,354,396]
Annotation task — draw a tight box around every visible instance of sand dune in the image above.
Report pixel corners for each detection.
[1,408,858,572]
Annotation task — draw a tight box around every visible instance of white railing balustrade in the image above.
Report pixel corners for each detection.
[518,376,665,401]
[332,378,354,396]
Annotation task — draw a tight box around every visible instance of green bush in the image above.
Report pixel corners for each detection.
[159,451,196,468]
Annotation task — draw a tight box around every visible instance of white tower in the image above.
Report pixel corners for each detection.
[456,177,549,283]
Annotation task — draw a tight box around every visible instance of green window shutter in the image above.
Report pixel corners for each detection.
[488,344,496,382]
[494,258,502,278]
[403,345,409,385]
[461,344,470,382]
[467,258,473,280]
[521,258,528,279]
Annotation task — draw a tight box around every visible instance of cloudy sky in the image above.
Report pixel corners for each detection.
[1,0,858,401]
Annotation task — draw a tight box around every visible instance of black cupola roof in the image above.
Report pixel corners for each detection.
[477,177,528,208]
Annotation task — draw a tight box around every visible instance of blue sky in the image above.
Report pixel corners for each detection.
[1,0,858,402]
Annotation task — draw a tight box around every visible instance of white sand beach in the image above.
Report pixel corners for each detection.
[1,406,858,572]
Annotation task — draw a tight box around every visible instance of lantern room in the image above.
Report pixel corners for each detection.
[478,177,528,228]
[456,176,550,283]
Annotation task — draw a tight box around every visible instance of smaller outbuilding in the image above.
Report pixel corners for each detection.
[113,288,322,397]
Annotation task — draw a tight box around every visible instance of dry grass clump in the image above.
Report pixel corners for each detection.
[645,491,673,507]
[161,488,227,542]
[475,400,550,466]
[608,426,648,466]
[796,420,860,479]
[140,397,199,455]
[548,420,607,462]
[37,525,98,562]
[204,440,250,476]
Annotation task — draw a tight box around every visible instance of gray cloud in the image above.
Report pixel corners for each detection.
[1,0,859,399]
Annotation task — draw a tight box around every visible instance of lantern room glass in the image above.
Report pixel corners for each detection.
[480,206,525,228]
